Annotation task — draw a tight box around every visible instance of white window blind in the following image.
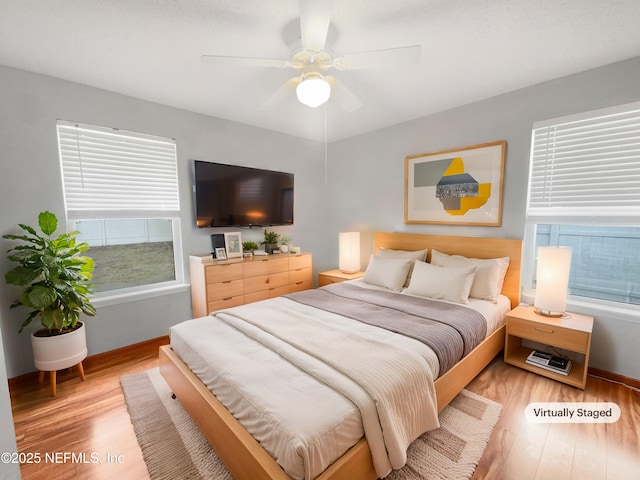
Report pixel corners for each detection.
[527,101,640,224]
[57,121,179,219]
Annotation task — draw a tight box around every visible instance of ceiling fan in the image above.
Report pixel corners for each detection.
[201,0,422,112]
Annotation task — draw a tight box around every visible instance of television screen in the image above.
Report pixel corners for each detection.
[193,160,294,228]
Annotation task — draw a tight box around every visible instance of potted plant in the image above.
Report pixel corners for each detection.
[242,241,260,256]
[3,211,96,388]
[261,230,280,254]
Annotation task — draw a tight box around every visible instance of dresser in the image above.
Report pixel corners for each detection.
[189,253,312,318]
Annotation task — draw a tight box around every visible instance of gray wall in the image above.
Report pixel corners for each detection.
[1,57,639,384]
[324,57,640,379]
[0,64,328,379]
[0,322,19,480]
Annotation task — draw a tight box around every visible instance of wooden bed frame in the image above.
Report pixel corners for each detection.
[159,232,522,480]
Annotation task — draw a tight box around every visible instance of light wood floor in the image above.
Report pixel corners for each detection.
[10,351,639,480]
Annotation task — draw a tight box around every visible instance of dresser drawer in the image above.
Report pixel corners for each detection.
[243,271,290,294]
[244,290,269,304]
[206,279,243,301]
[207,295,245,313]
[243,257,289,277]
[289,279,312,292]
[205,263,243,284]
[289,254,312,270]
[507,316,590,352]
[290,267,311,284]
[268,285,290,298]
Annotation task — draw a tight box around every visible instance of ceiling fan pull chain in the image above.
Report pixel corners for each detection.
[324,102,328,184]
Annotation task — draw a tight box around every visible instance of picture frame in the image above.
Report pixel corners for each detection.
[214,247,227,260]
[404,140,506,226]
[224,231,243,258]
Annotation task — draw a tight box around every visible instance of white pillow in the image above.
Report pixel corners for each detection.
[378,247,428,286]
[406,261,477,304]
[430,249,510,303]
[362,255,413,291]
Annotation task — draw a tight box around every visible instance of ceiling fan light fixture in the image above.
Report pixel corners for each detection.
[296,76,331,108]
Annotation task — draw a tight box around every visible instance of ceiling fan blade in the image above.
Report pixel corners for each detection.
[299,0,334,52]
[259,77,301,110]
[201,55,290,69]
[333,45,422,70]
[326,76,362,112]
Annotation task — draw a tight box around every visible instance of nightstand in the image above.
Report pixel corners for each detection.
[504,305,593,389]
[318,269,364,287]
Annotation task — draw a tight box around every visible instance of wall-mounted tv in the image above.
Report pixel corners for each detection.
[193,160,294,228]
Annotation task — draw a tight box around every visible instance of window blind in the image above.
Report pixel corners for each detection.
[527,101,640,224]
[57,121,179,219]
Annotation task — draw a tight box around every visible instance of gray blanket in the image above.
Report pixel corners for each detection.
[285,283,487,374]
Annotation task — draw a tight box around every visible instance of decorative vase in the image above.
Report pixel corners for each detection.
[31,322,88,372]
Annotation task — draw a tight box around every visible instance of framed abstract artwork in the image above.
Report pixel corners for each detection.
[404,141,506,226]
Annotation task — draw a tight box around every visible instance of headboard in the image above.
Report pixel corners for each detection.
[374,232,522,308]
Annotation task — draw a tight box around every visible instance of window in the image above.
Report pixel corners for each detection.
[57,121,182,295]
[525,101,640,307]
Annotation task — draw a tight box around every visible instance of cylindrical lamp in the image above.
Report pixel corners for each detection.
[534,246,572,317]
[339,232,360,273]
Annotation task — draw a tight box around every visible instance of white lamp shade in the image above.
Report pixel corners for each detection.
[339,232,360,273]
[534,246,572,316]
[296,77,331,108]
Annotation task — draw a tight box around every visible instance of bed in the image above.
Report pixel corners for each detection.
[160,232,522,480]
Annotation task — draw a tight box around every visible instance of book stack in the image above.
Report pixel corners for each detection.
[526,350,572,376]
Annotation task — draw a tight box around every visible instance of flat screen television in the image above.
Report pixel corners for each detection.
[193,160,294,228]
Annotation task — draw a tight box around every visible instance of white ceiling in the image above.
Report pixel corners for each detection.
[1,0,640,142]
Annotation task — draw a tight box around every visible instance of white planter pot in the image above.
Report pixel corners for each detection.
[31,322,88,371]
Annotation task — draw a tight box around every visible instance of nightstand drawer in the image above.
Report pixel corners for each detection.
[508,317,590,352]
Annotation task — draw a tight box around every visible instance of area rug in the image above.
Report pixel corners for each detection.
[121,368,501,480]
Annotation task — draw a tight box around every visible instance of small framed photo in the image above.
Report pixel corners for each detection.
[224,231,243,258]
[214,247,227,260]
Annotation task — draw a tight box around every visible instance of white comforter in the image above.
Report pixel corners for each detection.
[171,296,442,479]
[215,297,440,478]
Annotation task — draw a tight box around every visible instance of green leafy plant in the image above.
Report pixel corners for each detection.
[279,235,292,246]
[3,211,96,333]
[242,241,259,252]
[261,230,280,245]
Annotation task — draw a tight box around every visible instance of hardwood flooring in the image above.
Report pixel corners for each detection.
[9,351,640,480]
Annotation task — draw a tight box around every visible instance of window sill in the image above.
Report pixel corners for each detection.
[91,283,190,308]
[521,289,640,324]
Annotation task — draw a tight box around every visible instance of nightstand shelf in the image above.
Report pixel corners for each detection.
[504,305,593,389]
[318,269,364,286]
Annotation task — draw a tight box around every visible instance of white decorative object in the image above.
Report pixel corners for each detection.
[224,231,243,258]
[534,246,572,317]
[339,232,360,273]
[31,322,87,372]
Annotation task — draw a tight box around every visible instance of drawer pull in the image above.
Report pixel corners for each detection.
[223,297,232,301]
[535,327,554,333]
[222,280,231,284]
